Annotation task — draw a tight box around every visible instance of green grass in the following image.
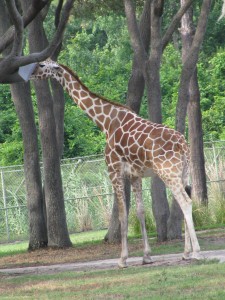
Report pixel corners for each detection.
[1,261,225,299]
[1,227,225,260]
[0,230,107,258]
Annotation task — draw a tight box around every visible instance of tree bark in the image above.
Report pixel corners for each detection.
[188,73,208,204]
[25,0,72,247]
[167,0,211,238]
[0,0,74,83]
[105,0,150,243]
[0,0,48,250]
[10,83,48,249]
[146,0,170,242]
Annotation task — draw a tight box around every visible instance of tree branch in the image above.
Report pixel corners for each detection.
[162,0,194,51]
[218,0,225,21]
[0,0,50,53]
[6,0,24,57]
[0,0,74,83]
[123,0,148,70]
[176,0,212,133]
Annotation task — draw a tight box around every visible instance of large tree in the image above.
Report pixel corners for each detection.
[0,0,74,248]
[122,0,193,242]
[0,0,73,83]
[167,0,212,238]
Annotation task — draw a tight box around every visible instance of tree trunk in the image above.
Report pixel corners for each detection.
[167,0,211,238]
[146,1,170,242]
[188,72,208,204]
[0,1,47,249]
[10,83,48,249]
[105,0,151,243]
[25,1,72,247]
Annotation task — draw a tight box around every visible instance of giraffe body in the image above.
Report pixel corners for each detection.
[31,59,201,268]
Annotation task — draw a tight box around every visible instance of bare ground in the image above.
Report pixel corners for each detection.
[0,230,225,276]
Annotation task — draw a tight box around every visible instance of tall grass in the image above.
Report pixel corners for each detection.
[0,150,225,242]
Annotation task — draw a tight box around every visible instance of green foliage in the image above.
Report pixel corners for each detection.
[129,208,156,235]
[1,10,225,166]
[160,44,182,129]
[60,15,132,102]
[63,102,105,157]
[199,49,225,140]
[192,201,213,228]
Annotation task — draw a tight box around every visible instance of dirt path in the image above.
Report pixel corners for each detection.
[1,249,225,276]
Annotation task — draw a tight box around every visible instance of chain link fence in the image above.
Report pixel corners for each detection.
[0,141,225,243]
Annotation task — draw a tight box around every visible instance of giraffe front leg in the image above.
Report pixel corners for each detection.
[117,189,128,268]
[131,177,152,265]
[182,220,192,260]
[110,172,129,268]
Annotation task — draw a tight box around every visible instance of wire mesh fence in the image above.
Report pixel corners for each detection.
[0,141,225,243]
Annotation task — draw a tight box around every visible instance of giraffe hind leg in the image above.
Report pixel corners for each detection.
[168,180,202,260]
[131,176,152,265]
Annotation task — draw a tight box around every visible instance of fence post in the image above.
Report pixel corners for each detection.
[1,170,10,241]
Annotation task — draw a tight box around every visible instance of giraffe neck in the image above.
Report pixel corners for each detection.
[56,65,130,135]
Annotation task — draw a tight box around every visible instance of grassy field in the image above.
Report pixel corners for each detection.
[0,228,225,299]
[1,260,225,299]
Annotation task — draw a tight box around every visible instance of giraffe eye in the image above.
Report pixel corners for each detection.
[39,63,45,68]
[54,66,60,70]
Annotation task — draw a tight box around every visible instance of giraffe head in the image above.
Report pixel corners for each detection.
[31,58,64,80]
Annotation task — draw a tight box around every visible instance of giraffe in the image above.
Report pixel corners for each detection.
[31,59,202,268]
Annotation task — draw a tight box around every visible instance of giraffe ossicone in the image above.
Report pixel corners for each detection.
[31,59,202,268]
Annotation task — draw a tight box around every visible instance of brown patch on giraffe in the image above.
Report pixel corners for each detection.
[104,117,111,129]
[110,108,118,119]
[81,98,90,108]
[74,82,80,90]
[129,121,141,132]
[109,119,120,133]
[79,102,86,110]
[137,133,148,145]
[103,105,111,115]
[95,106,102,114]
[80,90,88,98]
[162,160,172,169]
[129,143,139,154]
[73,90,79,98]
[133,159,143,167]
[136,123,147,132]
[150,128,164,138]
[152,147,165,157]
[129,153,138,161]
[114,145,124,157]
[88,109,95,117]
[64,73,70,81]
[137,147,145,161]
[122,113,134,125]
[117,110,126,121]
[95,115,104,126]
[120,132,129,147]
[173,142,183,154]
[163,141,173,151]
[68,83,73,90]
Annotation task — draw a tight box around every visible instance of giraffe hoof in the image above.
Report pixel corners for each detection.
[118,259,128,269]
[143,256,153,265]
[191,252,204,260]
[182,252,191,260]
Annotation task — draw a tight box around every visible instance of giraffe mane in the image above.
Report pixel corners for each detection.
[59,63,133,112]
